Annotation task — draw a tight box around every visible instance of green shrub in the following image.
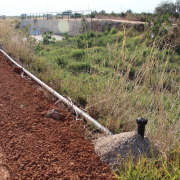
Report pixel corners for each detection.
[103,30,110,35]
[109,27,118,35]
[129,66,136,80]
[88,31,96,38]
[34,44,43,53]
[146,13,172,38]
[97,35,116,47]
[126,27,140,37]
[32,59,44,73]
[76,96,88,107]
[77,33,94,48]
[68,61,91,72]
[169,54,180,63]
[144,38,153,46]
[62,32,69,40]
[54,56,67,67]
[115,147,180,180]
[175,43,180,55]
[133,36,141,46]
[72,50,85,60]
[77,35,85,48]
[97,32,105,37]
[42,31,56,44]
[95,54,104,64]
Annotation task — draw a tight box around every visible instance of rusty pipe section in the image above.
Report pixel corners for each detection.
[0,49,113,135]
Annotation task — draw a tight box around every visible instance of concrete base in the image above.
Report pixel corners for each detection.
[93,131,158,170]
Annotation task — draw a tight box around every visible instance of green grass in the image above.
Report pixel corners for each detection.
[28,29,180,142]
[115,146,180,180]
[0,19,180,179]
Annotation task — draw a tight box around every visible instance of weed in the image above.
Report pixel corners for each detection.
[115,145,180,180]
[68,61,91,73]
[42,31,56,44]
[62,31,69,40]
[1,18,180,157]
[109,27,118,35]
[72,49,85,60]
[54,56,68,67]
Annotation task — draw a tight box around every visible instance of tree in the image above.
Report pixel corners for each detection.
[176,0,180,13]
[92,10,98,14]
[91,10,98,18]
[146,13,172,38]
[154,0,180,21]
[99,10,106,15]
[126,9,133,14]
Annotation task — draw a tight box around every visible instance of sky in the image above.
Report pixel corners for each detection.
[0,0,177,16]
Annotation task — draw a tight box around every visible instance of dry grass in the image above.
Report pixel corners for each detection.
[0,18,35,63]
[85,30,180,154]
[0,18,179,155]
[96,13,151,22]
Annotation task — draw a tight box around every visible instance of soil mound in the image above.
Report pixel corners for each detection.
[93,131,158,170]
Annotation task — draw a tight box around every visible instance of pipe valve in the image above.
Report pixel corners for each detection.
[136,117,148,139]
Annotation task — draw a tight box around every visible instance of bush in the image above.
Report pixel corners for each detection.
[54,56,68,67]
[77,32,95,48]
[68,62,91,72]
[120,12,126,18]
[76,96,87,107]
[146,13,172,38]
[72,50,85,60]
[129,66,136,80]
[126,27,140,37]
[132,36,141,46]
[42,31,56,44]
[90,13,95,18]
[32,59,44,73]
[109,27,118,35]
[34,44,43,53]
[62,32,69,40]
[88,31,96,38]
[77,35,85,48]
[155,0,179,21]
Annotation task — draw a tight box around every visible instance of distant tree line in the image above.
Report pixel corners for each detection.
[90,10,154,22]
[90,1,180,22]
[154,0,180,21]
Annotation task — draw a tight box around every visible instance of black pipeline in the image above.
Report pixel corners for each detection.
[136,117,148,139]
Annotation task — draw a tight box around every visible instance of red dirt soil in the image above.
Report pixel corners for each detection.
[0,52,116,180]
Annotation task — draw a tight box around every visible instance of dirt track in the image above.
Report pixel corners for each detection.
[0,52,116,180]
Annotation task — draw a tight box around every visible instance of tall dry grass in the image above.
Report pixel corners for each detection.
[85,30,180,154]
[0,18,35,63]
[0,18,179,155]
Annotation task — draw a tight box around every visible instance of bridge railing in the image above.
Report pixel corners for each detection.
[21,10,92,21]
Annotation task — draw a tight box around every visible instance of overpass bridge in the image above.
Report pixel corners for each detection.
[20,10,145,37]
[20,10,92,37]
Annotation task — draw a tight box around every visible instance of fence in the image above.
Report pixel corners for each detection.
[21,10,92,22]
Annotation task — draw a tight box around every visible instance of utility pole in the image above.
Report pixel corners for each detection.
[47,2,48,20]
[47,2,49,13]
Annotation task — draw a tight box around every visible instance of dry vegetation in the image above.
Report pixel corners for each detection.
[0,19,36,64]
[0,17,180,179]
